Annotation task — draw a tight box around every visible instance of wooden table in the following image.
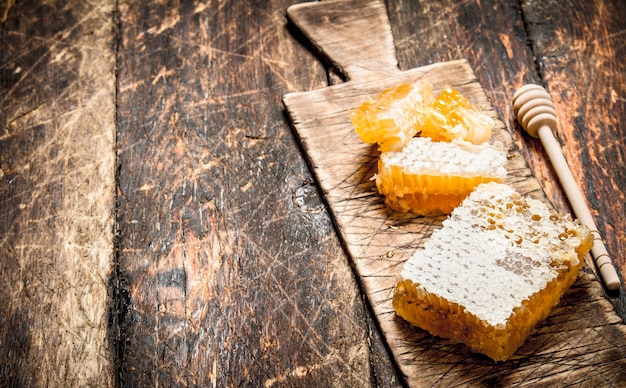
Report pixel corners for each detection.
[1,0,624,386]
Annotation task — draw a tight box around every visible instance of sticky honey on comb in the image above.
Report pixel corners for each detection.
[375,137,507,215]
[393,182,593,361]
[349,80,434,152]
[350,81,494,152]
[420,86,494,144]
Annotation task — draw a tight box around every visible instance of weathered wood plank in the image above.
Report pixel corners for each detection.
[387,0,570,211]
[0,0,116,385]
[1,0,622,385]
[520,0,626,305]
[114,0,399,385]
[388,0,625,299]
[283,0,626,386]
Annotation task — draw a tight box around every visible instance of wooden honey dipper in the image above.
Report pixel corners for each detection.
[512,84,621,290]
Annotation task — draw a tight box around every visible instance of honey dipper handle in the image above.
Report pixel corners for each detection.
[537,126,621,290]
[513,84,621,290]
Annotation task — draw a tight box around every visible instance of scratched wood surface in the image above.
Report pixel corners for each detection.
[388,0,626,328]
[283,0,626,386]
[518,0,626,311]
[1,0,624,386]
[0,0,117,386]
[389,0,626,298]
[113,0,398,386]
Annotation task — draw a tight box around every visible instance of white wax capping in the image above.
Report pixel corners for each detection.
[381,137,507,177]
[401,182,585,327]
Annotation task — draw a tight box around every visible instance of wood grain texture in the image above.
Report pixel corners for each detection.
[0,0,116,385]
[114,0,399,386]
[387,0,625,299]
[1,0,624,385]
[387,0,568,216]
[520,0,626,304]
[284,0,626,386]
[288,0,398,80]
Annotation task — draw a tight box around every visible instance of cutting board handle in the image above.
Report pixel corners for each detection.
[286,0,400,82]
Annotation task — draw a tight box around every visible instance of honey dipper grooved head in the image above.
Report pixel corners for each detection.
[512,84,558,138]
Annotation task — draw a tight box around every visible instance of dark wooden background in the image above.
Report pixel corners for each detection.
[1,0,624,386]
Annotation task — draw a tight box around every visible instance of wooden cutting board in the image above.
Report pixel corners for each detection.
[283,0,626,386]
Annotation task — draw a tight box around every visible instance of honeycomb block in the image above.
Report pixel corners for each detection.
[393,182,593,361]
